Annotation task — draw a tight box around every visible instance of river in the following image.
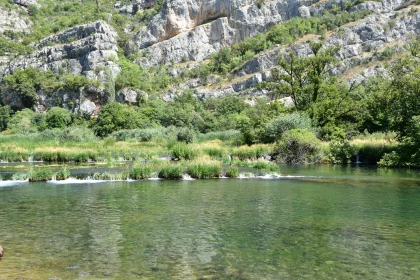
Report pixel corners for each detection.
[0,165,419,279]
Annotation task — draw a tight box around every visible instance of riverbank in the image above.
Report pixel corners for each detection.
[0,132,397,165]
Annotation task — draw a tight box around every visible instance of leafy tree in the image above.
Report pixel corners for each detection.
[46,107,72,129]
[0,105,11,132]
[91,102,148,137]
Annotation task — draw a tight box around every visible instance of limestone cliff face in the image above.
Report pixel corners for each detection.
[128,0,296,66]
[4,21,120,79]
[1,21,121,115]
[163,5,420,100]
[0,7,32,34]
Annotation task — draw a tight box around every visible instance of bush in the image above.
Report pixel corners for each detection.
[29,170,53,182]
[129,166,152,179]
[263,113,313,143]
[252,162,279,171]
[55,169,71,181]
[158,165,183,179]
[186,164,221,179]
[328,140,356,164]
[46,107,72,129]
[225,167,239,178]
[197,130,242,142]
[40,127,97,142]
[103,136,116,147]
[170,143,198,160]
[203,148,226,159]
[112,127,167,142]
[177,127,195,143]
[272,129,321,164]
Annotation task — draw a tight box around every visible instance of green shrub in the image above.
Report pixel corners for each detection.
[225,167,239,178]
[170,143,198,160]
[12,173,28,181]
[177,127,195,143]
[186,164,221,179]
[158,166,183,179]
[252,162,279,171]
[203,148,226,159]
[130,166,152,179]
[263,112,313,143]
[112,127,167,142]
[55,169,71,181]
[328,140,356,164]
[104,136,116,147]
[197,130,242,142]
[29,170,53,182]
[272,129,321,164]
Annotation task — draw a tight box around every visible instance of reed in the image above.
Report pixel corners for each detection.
[225,167,239,178]
[186,164,221,179]
[170,143,198,160]
[55,169,71,181]
[130,166,153,180]
[29,170,53,182]
[158,165,183,179]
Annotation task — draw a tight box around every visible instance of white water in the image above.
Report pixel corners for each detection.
[0,179,29,187]
[182,174,196,181]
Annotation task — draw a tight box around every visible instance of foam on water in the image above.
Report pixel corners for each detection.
[182,174,196,181]
[0,180,28,187]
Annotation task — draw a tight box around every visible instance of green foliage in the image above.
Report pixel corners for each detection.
[46,107,72,129]
[40,127,97,142]
[0,105,11,132]
[0,36,33,56]
[112,127,168,142]
[7,109,38,134]
[197,130,242,142]
[29,170,53,182]
[203,148,227,159]
[130,166,152,179]
[272,129,321,164]
[251,162,279,172]
[103,136,116,146]
[55,169,71,181]
[186,164,221,179]
[177,127,195,143]
[158,165,183,179]
[170,143,198,160]
[263,112,313,143]
[327,140,356,164]
[91,102,148,137]
[225,167,239,178]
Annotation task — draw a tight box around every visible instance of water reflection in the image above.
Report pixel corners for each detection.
[0,171,420,279]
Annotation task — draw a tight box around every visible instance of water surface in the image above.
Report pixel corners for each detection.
[1,165,420,279]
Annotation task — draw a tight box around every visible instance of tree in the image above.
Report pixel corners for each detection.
[91,102,148,137]
[46,107,72,129]
[260,43,340,110]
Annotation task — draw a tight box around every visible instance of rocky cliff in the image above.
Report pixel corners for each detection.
[4,20,120,80]
[128,0,299,66]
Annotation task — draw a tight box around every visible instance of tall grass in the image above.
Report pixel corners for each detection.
[158,165,183,179]
[225,167,239,178]
[55,169,71,181]
[130,166,152,179]
[186,164,221,179]
[170,143,198,160]
[29,170,53,182]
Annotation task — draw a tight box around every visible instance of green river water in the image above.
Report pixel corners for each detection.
[0,165,420,279]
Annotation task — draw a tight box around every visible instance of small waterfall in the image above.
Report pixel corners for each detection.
[28,155,34,163]
[355,152,361,164]
[182,174,195,181]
